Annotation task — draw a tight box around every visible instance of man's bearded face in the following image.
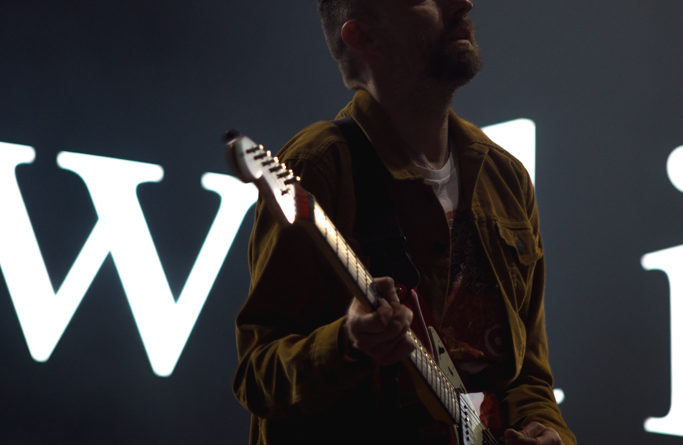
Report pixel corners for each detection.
[428,17,482,88]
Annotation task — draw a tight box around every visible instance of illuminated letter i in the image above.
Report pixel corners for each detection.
[642,245,683,437]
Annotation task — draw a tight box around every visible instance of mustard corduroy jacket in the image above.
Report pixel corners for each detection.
[233,90,575,445]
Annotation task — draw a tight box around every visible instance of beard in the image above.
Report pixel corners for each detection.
[428,19,483,89]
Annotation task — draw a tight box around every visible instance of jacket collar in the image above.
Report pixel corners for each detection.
[336,89,492,183]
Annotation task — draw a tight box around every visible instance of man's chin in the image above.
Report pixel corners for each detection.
[431,51,482,88]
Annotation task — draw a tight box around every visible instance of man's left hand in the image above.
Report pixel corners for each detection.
[504,422,564,444]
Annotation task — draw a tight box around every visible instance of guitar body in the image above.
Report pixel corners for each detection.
[224,132,500,445]
[429,327,487,445]
[399,287,490,445]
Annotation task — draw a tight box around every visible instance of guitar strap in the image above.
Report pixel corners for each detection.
[332,117,419,290]
[332,118,433,353]
[333,117,450,438]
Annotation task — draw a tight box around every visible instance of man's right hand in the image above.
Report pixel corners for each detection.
[342,276,415,365]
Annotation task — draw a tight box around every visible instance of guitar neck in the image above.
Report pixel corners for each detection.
[303,194,379,308]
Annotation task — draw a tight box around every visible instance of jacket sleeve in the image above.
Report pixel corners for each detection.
[232,134,372,419]
[498,168,577,445]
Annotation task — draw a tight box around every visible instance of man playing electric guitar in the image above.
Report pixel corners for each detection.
[232,1,576,444]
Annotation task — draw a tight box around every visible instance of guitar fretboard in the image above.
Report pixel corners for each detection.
[310,198,461,423]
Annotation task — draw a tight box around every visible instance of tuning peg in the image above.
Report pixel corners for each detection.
[284,174,300,185]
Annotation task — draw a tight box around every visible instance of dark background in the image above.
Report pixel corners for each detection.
[1,1,682,443]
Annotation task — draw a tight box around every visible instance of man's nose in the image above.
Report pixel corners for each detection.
[444,0,474,18]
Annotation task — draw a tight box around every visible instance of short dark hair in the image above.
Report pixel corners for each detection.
[318,0,377,89]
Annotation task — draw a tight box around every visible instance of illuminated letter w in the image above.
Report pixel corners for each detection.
[0,142,256,376]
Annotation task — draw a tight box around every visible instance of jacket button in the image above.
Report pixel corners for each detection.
[515,239,527,253]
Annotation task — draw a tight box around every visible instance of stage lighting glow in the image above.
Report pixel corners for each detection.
[483,118,536,184]
[667,145,683,193]
[554,389,565,404]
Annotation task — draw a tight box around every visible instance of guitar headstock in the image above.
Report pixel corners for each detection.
[224,130,301,224]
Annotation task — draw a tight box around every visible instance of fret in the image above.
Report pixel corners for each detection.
[348,255,358,284]
[441,374,451,403]
[430,360,436,391]
[419,350,427,379]
[423,352,431,378]
[335,228,340,261]
[363,275,375,306]
[342,241,349,271]
[340,235,348,270]
[323,217,334,249]
[328,219,345,268]
[432,365,438,396]
[326,220,337,254]
[354,259,368,290]
[313,203,326,237]
[323,220,331,251]
[336,238,345,268]
[357,259,362,288]
[345,241,353,271]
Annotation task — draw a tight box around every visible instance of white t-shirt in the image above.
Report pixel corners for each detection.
[414,151,459,223]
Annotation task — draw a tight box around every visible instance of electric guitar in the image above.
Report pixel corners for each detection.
[224,131,501,445]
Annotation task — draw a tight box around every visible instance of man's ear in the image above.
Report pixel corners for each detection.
[341,19,375,53]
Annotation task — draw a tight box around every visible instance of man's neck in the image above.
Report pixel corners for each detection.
[366,79,455,170]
